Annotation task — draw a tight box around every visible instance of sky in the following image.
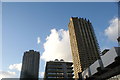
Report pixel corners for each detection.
[1,2,119,79]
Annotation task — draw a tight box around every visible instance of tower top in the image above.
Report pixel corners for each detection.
[24,50,40,54]
[70,17,90,22]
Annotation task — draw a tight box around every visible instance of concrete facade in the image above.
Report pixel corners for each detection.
[20,50,40,79]
[80,47,120,80]
[44,59,74,79]
[68,17,100,78]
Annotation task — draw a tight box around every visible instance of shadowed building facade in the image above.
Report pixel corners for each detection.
[68,17,100,78]
[20,50,40,79]
[44,59,74,79]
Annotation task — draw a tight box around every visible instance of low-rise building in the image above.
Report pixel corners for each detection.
[44,59,74,79]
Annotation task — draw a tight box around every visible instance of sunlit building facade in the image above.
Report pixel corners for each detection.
[68,17,100,78]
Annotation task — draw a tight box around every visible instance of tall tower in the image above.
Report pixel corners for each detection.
[68,17,100,78]
[20,50,40,79]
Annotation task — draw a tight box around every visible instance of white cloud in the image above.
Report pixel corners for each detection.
[0,63,21,79]
[37,37,41,44]
[0,71,16,79]
[41,29,72,62]
[9,63,22,71]
[39,72,44,78]
[104,17,119,41]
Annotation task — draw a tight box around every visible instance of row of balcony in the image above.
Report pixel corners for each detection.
[80,47,120,80]
[46,73,74,77]
[47,69,74,73]
[47,65,73,69]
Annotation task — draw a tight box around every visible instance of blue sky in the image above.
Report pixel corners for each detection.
[2,2,118,78]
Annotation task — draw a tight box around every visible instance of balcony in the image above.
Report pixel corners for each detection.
[47,65,63,69]
[47,69,64,73]
[67,70,74,73]
[67,66,73,69]
[47,73,64,77]
[67,73,74,77]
